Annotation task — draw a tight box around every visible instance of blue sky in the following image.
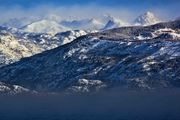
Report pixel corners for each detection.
[0,0,179,7]
[1,0,179,8]
[0,0,179,22]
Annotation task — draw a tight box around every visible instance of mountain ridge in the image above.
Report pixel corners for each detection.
[0,20,179,94]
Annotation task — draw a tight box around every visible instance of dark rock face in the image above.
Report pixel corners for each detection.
[0,20,180,93]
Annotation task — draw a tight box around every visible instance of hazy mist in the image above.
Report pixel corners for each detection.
[0,4,178,24]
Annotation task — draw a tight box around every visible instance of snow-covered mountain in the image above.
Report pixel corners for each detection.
[134,11,160,26]
[0,26,88,67]
[21,19,70,34]
[0,20,179,94]
[20,17,102,34]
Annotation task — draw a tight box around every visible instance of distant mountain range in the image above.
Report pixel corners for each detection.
[1,12,161,34]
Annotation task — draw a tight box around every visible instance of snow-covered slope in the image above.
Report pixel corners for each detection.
[0,20,179,94]
[16,30,88,50]
[0,29,42,67]
[134,11,160,26]
[21,19,70,34]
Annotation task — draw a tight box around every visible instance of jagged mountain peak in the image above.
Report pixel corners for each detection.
[134,11,160,26]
